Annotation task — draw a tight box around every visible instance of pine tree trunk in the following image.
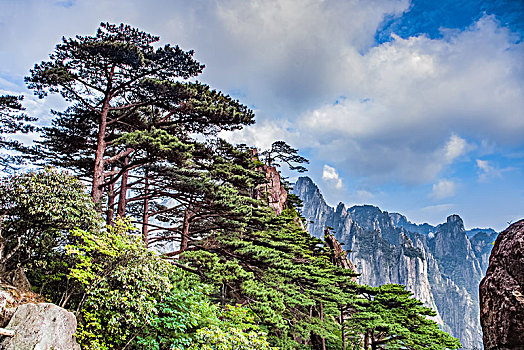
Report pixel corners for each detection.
[117,155,130,217]
[142,171,150,247]
[91,67,114,205]
[0,219,7,275]
[106,177,115,226]
[180,206,192,252]
[92,107,108,205]
[371,330,377,350]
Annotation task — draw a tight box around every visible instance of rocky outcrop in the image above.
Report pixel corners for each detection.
[390,212,436,235]
[0,302,80,349]
[0,269,79,349]
[325,229,357,277]
[479,219,524,350]
[293,176,494,350]
[293,176,336,234]
[432,215,484,300]
[426,248,482,348]
[256,165,288,215]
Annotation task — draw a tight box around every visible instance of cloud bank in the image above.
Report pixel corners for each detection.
[220,13,523,185]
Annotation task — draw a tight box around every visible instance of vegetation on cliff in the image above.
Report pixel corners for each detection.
[0,22,460,350]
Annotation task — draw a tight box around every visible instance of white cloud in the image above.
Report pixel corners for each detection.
[430,179,456,199]
[444,135,468,162]
[219,119,298,151]
[292,15,523,184]
[322,164,343,189]
[476,159,502,182]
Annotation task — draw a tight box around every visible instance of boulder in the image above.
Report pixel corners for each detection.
[479,219,524,350]
[0,302,80,350]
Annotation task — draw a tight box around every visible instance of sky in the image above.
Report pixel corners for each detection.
[0,0,523,231]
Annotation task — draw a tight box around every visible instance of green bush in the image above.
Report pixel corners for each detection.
[0,167,100,299]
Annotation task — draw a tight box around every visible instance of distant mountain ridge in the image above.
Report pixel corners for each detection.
[293,176,498,350]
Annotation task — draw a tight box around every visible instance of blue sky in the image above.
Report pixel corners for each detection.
[0,0,523,231]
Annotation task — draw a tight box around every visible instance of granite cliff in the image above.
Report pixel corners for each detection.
[294,176,498,350]
[479,220,524,350]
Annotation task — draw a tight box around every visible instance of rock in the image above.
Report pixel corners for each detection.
[256,165,288,215]
[293,177,338,237]
[324,228,357,279]
[0,302,80,350]
[479,219,524,350]
[432,215,483,299]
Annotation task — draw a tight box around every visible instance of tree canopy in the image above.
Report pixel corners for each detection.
[27,22,254,208]
[0,168,99,274]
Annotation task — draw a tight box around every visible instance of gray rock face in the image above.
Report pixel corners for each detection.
[294,176,496,350]
[0,303,80,350]
[470,230,499,274]
[432,215,484,300]
[479,220,524,350]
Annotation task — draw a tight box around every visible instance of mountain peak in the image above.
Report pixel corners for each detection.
[296,176,315,187]
[446,214,463,226]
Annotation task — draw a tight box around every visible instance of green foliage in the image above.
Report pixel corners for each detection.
[142,302,276,350]
[0,167,99,277]
[66,219,272,350]
[189,306,277,350]
[66,220,173,348]
[128,139,266,251]
[184,208,358,349]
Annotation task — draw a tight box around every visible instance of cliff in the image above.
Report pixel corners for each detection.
[479,219,524,350]
[294,176,494,349]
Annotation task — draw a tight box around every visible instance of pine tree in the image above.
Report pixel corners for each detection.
[183,204,360,349]
[27,22,254,209]
[260,140,309,173]
[126,139,266,252]
[345,284,462,350]
[0,95,37,170]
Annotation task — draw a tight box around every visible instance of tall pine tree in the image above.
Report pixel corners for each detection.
[27,23,254,211]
